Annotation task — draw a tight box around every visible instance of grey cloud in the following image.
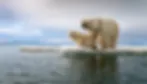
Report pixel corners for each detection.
[47,0,147,17]
[3,0,147,29]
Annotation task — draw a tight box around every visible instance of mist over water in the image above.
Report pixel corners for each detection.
[0,46,147,84]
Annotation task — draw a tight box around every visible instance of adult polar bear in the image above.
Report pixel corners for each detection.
[81,17,119,72]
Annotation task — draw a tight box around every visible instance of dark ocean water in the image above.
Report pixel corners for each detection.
[0,46,147,84]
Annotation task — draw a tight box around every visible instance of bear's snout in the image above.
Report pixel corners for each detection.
[82,22,88,28]
[82,23,91,31]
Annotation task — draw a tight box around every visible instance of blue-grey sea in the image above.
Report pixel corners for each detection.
[0,46,147,84]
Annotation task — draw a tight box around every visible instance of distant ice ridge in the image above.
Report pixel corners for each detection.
[19,44,147,53]
[19,45,95,54]
[19,45,82,53]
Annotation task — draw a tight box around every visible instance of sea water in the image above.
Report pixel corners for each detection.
[0,46,147,84]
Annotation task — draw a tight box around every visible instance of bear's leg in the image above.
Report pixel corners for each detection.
[98,36,118,72]
[89,32,99,50]
[97,37,108,70]
[108,36,118,72]
[109,35,118,48]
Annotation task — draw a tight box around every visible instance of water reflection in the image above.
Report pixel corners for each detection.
[63,53,120,84]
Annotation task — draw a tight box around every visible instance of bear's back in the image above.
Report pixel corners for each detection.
[100,18,119,37]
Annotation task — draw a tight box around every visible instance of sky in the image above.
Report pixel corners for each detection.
[0,0,147,45]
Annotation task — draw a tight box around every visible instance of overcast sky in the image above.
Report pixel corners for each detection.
[0,0,147,44]
[4,0,147,29]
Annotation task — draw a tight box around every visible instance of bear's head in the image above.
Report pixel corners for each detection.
[69,31,93,47]
[69,31,85,46]
[81,18,102,33]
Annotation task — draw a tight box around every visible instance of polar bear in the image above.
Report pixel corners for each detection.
[81,17,119,49]
[69,30,112,72]
[69,30,103,49]
[81,17,119,72]
[69,30,97,48]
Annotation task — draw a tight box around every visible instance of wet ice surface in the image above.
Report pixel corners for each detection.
[0,46,147,84]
